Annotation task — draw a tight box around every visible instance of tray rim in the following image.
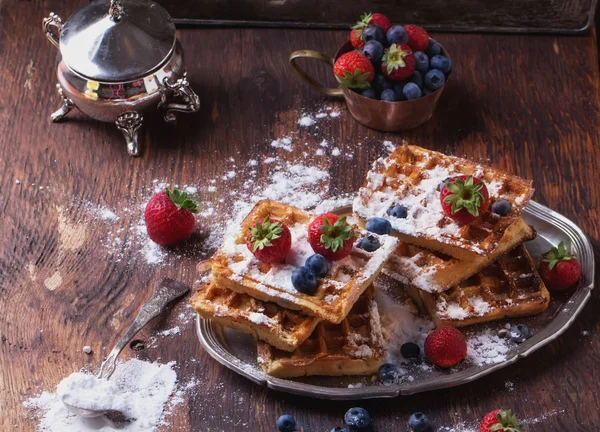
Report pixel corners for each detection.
[195,200,595,399]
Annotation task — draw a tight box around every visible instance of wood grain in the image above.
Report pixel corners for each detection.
[1,1,600,431]
[160,0,597,34]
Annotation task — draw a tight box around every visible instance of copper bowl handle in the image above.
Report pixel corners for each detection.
[289,50,344,97]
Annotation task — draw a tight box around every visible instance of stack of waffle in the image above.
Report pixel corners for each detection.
[192,145,552,380]
[191,200,399,378]
[353,144,550,327]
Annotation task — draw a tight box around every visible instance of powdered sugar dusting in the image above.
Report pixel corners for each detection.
[376,288,434,362]
[298,115,316,127]
[467,329,510,365]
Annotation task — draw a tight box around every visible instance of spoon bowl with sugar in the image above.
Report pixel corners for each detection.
[61,278,189,418]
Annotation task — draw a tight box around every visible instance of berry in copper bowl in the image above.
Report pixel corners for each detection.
[333,13,452,102]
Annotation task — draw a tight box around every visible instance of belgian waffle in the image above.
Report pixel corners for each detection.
[416,244,550,327]
[257,286,384,378]
[211,200,398,324]
[353,144,534,260]
[385,218,536,293]
[191,280,320,352]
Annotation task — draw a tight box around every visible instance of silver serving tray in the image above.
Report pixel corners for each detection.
[196,201,595,399]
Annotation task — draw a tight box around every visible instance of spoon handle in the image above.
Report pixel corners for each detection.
[97,278,189,380]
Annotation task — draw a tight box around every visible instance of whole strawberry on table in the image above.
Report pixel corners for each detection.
[480,408,523,432]
[145,188,199,246]
[334,12,452,101]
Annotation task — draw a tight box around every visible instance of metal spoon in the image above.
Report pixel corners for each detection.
[62,278,189,419]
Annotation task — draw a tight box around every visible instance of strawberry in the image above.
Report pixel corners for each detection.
[480,409,523,432]
[245,216,292,264]
[381,44,415,81]
[144,188,198,246]
[352,12,392,34]
[308,214,354,261]
[350,28,365,49]
[405,25,429,51]
[539,241,581,291]
[440,175,490,225]
[424,326,467,368]
[333,51,374,89]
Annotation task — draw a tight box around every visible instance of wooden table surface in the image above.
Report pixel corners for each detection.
[2,1,600,431]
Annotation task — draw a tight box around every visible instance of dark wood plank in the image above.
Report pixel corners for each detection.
[161,0,597,34]
[1,1,600,431]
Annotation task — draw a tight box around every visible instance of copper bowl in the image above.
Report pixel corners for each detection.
[290,40,450,132]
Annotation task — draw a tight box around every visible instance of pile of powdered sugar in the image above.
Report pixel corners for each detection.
[466,329,510,365]
[23,358,197,432]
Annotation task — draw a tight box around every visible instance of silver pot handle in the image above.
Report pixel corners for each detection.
[43,13,63,49]
[158,73,200,124]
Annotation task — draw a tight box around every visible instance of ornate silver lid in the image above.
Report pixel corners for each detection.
[59,0,176,82]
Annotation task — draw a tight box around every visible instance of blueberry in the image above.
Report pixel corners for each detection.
[393,82,408,101]
[360,88,379,100]
[372,72,394,92]
[408,412,431,432]
[330,428,348,432]
[362,25,387,46]
[361,40,384,64]
[422,87,432,96]
[424,69,445,90]
[425,39,442,57]
[509,324,532,344]
[378,363,399,383]
[305,254,329,277]
[430,55,452,75]
[400,342,420,359]
[491,199,511,216]
[380,88,399,102]
[388,205,408,219]
[387,25,408,45]
[344,407,372,430]
[411,71,423,88]
[365,217,392,235]
[403,82,422,100]
[291,266,317,295]
[277,414,297,432]
[413,51,429,74]
[359,235,381,252]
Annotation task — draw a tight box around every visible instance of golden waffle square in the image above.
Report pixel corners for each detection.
[191,279,320,352]
[416,245,550,327]
[384,218,536,293]
[211,200,398,324]
[353,144,534,260]
[257,287,384,378]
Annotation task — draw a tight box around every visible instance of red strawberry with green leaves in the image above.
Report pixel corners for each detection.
[539,241,581,291]
[381,44,415,81]
[424,326,467,368]
[308,214,354,261]
[245,216,292,264]
[440,175,490,224]
[333,51,374,89]
[404,25,429,51]
[352,12,392,34]
[480,409,523,432]
[144,188,198,246]
[350,28,365,49]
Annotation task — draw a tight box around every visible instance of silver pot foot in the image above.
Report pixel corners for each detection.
[115,112,143,157]
[51,84,75,122]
